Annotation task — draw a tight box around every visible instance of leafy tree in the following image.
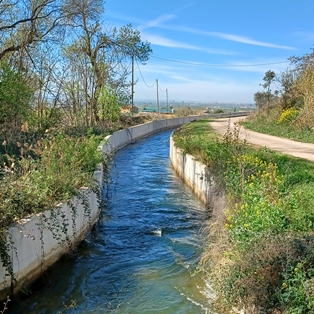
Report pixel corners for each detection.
[278,69,300,110]
[61,0,152,125]
[0,62,32,125]
[254,91,269,111]
[0,0,72,133]
[0,0,152,130]
[261,70,276,115]
[97,86,121,123]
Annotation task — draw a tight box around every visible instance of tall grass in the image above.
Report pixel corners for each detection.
[242,109,314,144]
[173,118,314,313]
[0,114,154,231]
[0,132,104,232]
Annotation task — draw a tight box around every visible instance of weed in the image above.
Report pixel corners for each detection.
[242,108,314,143]
[56,299,76,313]
[0,296,10,314]
[277,107,299,124]
[174,118,314,313]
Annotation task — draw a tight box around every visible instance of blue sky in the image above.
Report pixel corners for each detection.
[104,0,314,104]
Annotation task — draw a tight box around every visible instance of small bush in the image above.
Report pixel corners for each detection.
[0,132,103,230]
[277,107,299,124]
[174,118,314,313]
[279,260,314,314]
[242,107,314,143]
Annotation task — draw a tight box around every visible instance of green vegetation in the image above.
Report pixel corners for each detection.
[242,109,314,143]
[173,46,314,314]
[0,0,153,237]
[0,0,152,232]
[0,115,152,242]
[246,47,314,144]
[173,118,314,313]
[0,0,153,305]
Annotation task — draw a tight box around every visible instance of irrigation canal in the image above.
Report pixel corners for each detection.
[8,129,213,313]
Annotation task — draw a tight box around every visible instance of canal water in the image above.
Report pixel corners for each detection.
[8,129,213,313]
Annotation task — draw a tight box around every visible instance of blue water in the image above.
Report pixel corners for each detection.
[8,130,212,313]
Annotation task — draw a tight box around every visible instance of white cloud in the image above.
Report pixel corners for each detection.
[141,32,238,55]
[106,10,294,51]
[293,31,314,42]
[104,10,143,25]
[134,62,260,102]
[209,32,296,50]
[170,75,193,82]
[138,54,290,82]
[225,59,291,74]
[145,22,296,50]
[138,14,176,31]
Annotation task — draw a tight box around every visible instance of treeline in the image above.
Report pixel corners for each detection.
[0,0,151,269]
[0,0,151,132]
[254,47,314,130]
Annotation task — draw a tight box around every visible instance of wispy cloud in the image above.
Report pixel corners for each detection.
[105,10,143,25]
[137,55,291,84]
[138,14,176,31]
[141,32,238,55]
[209,32,295,50]
[174,2,196,13]
[135,77,257,103]
[137,13,295,50]
[106,8,295,51]
[170,75,194,82]
[166,25,295,50]
[134,60,276,102]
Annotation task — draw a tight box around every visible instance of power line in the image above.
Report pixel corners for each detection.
[135,59,156,88]
[151,55,290,68]
[158,82,167,93]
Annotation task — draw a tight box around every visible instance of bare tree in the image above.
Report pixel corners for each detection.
[61,0,152,125]
[0,0,66,62]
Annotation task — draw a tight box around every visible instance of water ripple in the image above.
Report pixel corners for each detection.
[8,130,213,314]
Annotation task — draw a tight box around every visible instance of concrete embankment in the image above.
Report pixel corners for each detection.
[169,113,250,204]
[0,166,103,301]
[102,112,248,154]
[0,114,220,301]
[103,116,207,153]
[169,136,212,204]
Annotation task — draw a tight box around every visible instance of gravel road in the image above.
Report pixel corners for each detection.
[210,117,314,162]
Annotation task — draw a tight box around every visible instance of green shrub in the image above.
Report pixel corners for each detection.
[0,132,104,230]
[279,261,314,314]
[284,183,314,232]
[174,118,314,313]
[277,107,299,124]
[242,108,314,143]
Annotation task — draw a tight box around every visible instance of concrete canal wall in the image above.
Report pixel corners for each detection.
[169,137,212,204]
[169,112,249,204]
[0,115,208,300]
[0,166,103,300]
[0,112,248,300]
[103,115,209,153]
[103,112,248,154]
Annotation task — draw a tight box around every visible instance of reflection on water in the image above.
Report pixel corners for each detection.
[8,130,213,314]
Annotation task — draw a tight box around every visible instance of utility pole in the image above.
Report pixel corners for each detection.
[156,79,159,119]
[166,88,169,112]
[131,54,134,116]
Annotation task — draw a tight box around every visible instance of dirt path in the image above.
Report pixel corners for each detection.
[210,117,314,162]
